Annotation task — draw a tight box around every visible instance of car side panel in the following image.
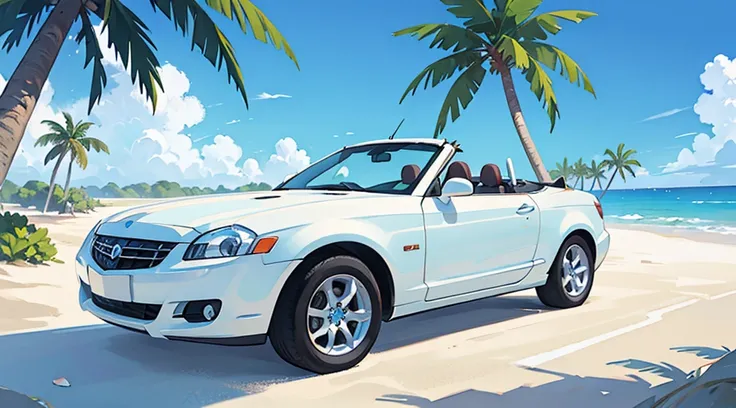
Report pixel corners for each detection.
[259,196,429,308]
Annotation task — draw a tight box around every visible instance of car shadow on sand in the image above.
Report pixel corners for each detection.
[376,367,664,408]
[0,294,547,407]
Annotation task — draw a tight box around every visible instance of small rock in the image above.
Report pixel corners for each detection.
[52,377,70,387]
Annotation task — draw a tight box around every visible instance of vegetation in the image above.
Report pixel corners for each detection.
[0,179,271,203]
[610,345,736,407]
[35,112,109,213]
[0,0,299,186]
[0,211,61,265]
[395,0,597,182]
[549,144,641,199]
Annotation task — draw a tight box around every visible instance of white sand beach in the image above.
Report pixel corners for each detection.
[0,203,734,407]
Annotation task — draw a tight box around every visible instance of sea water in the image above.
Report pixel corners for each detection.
[597,185,736,236]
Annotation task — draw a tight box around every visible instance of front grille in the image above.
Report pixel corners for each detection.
[91,292,162,321]
[92,235,177,270]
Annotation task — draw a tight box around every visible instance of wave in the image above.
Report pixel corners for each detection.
[695,225,736,235]
[608,214,644,220]
[692,200,736,204]
[607,214,714,225]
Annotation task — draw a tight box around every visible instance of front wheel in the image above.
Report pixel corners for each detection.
[536,236,595,308]
[269,255,382,374]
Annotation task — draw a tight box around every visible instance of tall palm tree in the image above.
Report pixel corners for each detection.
[0,0,298,186]
[35,112,109,213]
[395,0,596,182]
[572,158,590,190]
[588,159,607,192]
[549,157,574,183]
[599,143,642,199]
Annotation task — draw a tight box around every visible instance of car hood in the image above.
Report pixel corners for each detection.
[98,190,370,241]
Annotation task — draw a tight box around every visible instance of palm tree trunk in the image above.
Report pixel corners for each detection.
[599,172,617,200]
[43,152,66,213]
[580,178,585,191]
[0,0,82,186]
[61,153,74,212]
[589,180,596,192]
[494,57,551,183]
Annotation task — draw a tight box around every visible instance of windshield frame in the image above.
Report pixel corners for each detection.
[273,142,444,195]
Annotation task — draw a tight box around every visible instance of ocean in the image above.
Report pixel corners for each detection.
[598,185,736,236]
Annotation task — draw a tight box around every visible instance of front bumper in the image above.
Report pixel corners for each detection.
[76,238,299,344]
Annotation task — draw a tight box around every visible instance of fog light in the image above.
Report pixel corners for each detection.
[177,299,222,323]
[203,304,216,321]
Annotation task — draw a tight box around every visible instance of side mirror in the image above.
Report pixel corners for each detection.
[506,158,517,186]
[283,173,296,183]
[439,177,473,203]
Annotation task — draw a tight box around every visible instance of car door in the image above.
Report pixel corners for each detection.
[421,192,541,301]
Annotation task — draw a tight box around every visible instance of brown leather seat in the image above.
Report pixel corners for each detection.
[476,163,505,194]
[444,161,472,184]
[401,164,421,185]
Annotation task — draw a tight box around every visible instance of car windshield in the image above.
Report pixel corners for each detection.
[274,142,441,194]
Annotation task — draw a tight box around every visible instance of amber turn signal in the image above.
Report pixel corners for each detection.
[251,236,278,254]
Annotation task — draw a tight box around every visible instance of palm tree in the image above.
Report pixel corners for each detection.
[572,158,590,190]
[588,159,607,192]
[0,0,298,186]
[35,112,109,213]
[599,143,642,199]
[549,157,574,183]
[395,0,596,182]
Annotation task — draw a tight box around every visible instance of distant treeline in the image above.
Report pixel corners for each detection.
[0,179,272,209]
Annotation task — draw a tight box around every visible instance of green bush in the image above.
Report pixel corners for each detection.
[0,212,62,264]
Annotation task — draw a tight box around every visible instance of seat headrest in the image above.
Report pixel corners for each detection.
[401,164,421,184]
[445,161,472,181]
[480,164,502,187]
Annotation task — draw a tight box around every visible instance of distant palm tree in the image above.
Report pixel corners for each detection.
[0,0,298,186]
[599,143,642,199]
[572,158,590,190]
[588,159,607,192]
[549,157,574,185]
[35,112,109,213]
[394,0,597,182]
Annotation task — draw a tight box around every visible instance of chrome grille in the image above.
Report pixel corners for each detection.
[92,235,177,270]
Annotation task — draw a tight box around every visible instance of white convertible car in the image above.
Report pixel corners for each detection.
[76,138,610,374]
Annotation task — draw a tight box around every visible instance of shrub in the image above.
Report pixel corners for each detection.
[0,212,62,264]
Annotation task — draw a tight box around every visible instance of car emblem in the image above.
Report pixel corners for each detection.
[110,244,123,260]
[125,220,133,228]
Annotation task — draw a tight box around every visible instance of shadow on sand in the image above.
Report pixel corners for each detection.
[0,294,546,407]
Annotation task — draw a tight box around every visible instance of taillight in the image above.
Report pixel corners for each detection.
[594,200,604,219]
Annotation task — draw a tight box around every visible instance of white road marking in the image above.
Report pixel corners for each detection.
[515,299,699,368]
[710,289,736,300]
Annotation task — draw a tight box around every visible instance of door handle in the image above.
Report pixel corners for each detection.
[516,203,535,215]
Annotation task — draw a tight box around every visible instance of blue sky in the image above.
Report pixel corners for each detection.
[1,0,735,189]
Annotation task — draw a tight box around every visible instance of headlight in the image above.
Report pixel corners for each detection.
[183,225,257,260]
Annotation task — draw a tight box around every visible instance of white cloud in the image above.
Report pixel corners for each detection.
[641,106,692,122]
[255,92,292,100]
[346,131,354,135]
[674,132,698,139]
[225,119,241,125]
[333,134,339,138]
[2,23,312,190]
[661,55,736,179]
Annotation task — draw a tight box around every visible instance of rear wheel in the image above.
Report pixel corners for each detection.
[269,255,382,374]
[536,236,594,308]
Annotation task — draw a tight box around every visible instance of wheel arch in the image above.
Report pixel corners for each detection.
[272,241,396,323]
[563,228,597,265]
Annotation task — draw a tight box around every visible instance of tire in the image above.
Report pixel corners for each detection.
[269,255,383,374]
[536,235,595,309]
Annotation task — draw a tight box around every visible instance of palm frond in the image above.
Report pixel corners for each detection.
[433,58,487,137]
[504,0,543,25]
[607,359,688,382]
[525,58,559,132]
[40,120,69,137]
[80,137,110,154]
[34,133,63,147]
[72,122,94,139]
[104,0,164,113]
[76,8,108,114]
[62,112,75,134]
[1,0,50,52]
[69,139,88,169]
[521,41,595,97]
[671,346,731,361]
[399,49,485,103]
[393,23,487,52]
[517,10,596,41]
[496,34,530,69]
[44,144,67,166]
[202,0,298,68]
[440,0,494,28]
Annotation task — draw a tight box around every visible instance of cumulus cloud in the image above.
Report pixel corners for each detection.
[3,23,311,190]
[255,92,292,100]
[661,55,736,180]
